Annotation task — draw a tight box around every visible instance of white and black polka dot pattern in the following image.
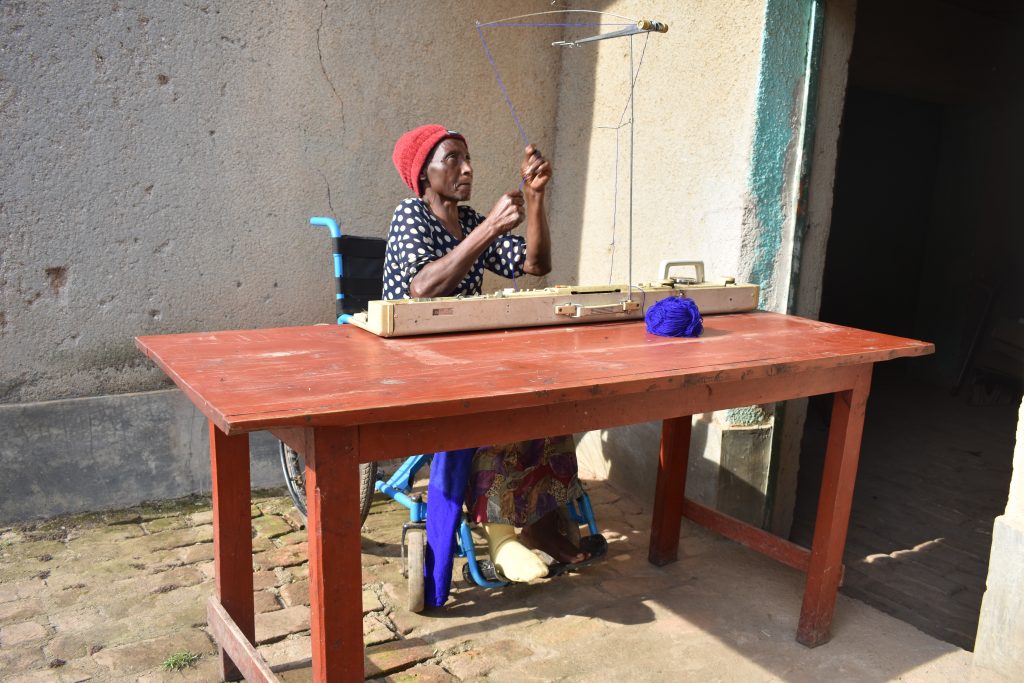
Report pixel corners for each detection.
[381,198,526,300]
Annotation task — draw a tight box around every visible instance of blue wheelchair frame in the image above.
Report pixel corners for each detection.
[310,216,603,588]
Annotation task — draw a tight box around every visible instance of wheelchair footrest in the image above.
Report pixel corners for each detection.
[462,559,505,585]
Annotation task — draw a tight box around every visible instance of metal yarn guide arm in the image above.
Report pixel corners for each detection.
[552,19,669,48]
[474,10,671,302]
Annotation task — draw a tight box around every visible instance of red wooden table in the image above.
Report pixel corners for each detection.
[136,312,932,682]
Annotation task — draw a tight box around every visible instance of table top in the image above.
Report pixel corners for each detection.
[135,312,933,434]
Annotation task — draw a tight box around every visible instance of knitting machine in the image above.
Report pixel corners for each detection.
[348,260,758,337]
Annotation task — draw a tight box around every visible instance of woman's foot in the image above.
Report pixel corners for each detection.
[481,523,548,583]
[520,510,590,565]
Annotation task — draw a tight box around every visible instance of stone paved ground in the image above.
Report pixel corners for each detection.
[0,474,1005,682]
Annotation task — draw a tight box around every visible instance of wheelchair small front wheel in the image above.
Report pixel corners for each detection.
[278,441,377,527]
[405,529,426,613]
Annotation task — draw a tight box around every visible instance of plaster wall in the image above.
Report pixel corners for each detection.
[974,398,1024,678]
[789,0,854,323]
[0,390,283,523]
[552,0,768,504]
[0,0,562,520]
[549,0,763,287]
[1004,405,1024,523]
[1,0,562,405]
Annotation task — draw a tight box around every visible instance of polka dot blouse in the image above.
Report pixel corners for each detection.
[382,198,526,300]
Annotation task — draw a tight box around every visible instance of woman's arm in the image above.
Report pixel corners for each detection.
[408,192,525,298]
[408,144,552,296]
[521,145,552,276]
[522,188,551,276]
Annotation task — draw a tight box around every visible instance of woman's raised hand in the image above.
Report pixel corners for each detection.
[521,144,551,192]
[487,190,526,235]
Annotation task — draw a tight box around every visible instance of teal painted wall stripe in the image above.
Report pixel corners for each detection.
[748,0,826,531]
[727,0,818,430]
[748,0,816,306]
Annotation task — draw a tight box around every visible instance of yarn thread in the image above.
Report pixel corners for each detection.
[645,296,703,337]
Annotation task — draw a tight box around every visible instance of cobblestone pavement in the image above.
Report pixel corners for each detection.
[0,475,995,682]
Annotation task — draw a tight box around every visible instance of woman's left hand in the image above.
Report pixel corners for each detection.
[520,144,552,192]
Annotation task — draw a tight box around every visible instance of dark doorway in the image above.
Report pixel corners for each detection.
[791,0,1023,650]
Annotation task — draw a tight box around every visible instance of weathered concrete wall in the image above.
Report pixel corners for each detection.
[0,390,282,524]
[560,0,830,522]
[974,398,1024,678]
[0,0,563,519]
[1,0,562,405]
[556,0,769,506]
[789,0,852,322]
[550,0,764,287]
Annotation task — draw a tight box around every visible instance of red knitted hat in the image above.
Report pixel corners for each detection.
[392,124,466,196]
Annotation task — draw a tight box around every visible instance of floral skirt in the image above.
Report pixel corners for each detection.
[465,435,584,527]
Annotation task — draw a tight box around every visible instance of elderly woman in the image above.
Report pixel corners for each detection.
[385,124,588,606]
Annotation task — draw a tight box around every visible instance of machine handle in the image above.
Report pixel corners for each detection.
[554,300,641,318]
[659,260,705,283]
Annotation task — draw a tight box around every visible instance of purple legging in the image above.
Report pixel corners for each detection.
[424,447,476,608]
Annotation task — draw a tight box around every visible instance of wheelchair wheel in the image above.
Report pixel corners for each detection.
[278,441,377,527]
[405,529,426,613]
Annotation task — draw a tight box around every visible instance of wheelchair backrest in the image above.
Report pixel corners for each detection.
[333,234,386,318]
[310,216,387,321]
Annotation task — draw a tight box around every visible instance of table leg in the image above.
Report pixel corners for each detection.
[797,365,872,647]
[649,415,693,566]
[210,422,254,681]
[304,427,365,682]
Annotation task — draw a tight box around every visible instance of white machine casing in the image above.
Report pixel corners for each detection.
[348,260,758,337]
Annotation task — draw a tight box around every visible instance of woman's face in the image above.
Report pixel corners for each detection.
[422,138,472,201]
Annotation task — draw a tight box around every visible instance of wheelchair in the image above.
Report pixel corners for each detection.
[279,216,607,612]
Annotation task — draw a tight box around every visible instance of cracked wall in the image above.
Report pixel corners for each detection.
[1,0,561,403]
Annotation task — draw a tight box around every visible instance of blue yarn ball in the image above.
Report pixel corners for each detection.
[645,297,703,337]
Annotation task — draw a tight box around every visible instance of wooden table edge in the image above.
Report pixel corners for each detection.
[135,334,933,436]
